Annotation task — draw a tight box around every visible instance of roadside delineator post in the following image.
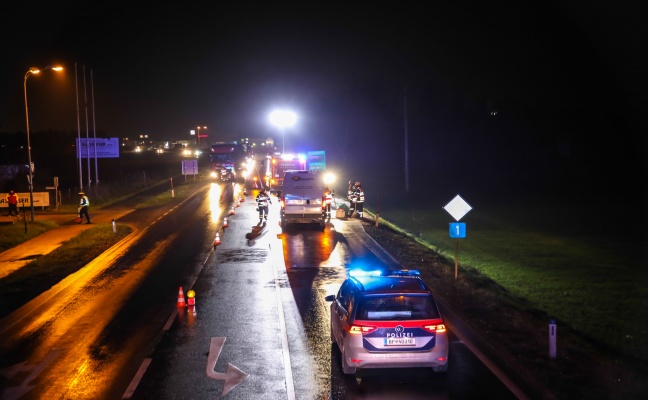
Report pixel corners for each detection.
[177,286,187,307]
[112,219,117,234]
[549,319,557,359]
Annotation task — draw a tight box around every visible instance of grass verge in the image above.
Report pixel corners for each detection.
[367,205,648,361]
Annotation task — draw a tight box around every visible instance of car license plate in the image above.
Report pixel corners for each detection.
[384,337,416,346]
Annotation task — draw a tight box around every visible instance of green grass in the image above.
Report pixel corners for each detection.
[0,220,59,253]
[368,206,648,360]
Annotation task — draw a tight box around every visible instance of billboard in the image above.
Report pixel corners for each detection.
[76,138,120,158]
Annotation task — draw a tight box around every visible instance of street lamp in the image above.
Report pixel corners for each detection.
[24,65,63,222]
[269,109,297,154]
[197,125,207,148]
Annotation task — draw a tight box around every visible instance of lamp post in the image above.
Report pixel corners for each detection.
[197,125,207,148]
[24,66,63,222]
[269,109,297,154]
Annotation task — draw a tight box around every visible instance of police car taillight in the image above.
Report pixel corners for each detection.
[349,324,377,335]
[422,323,446,333]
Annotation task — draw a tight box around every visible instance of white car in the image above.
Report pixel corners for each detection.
[325,269,449,376]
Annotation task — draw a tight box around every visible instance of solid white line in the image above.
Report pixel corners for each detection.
[163,309,178,331]
[122,357,152,399]
[269,241,296,400]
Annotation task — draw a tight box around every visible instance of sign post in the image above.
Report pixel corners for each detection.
[443,195,473,279]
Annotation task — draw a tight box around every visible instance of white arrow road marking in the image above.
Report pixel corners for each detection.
[206,337,248,397]
[0,348,63,400]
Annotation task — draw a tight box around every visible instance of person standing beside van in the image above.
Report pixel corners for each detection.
[323,187,333,218]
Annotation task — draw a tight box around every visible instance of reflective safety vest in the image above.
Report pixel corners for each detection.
[353,187,364,203]
[256,193,271,207]
[324,191,333,205]
[80,196,90,207]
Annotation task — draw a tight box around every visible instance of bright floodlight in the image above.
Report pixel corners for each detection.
[269,109,297,154]
[323,172,335,185]
[269,109,297,129]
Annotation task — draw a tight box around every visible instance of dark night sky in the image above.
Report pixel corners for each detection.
[1,1,647,209]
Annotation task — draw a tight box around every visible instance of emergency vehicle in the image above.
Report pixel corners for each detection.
[264,153,306,192]
[209,142,250,183]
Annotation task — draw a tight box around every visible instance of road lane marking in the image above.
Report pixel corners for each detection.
[206,337,248,397]
[269,240,296,400]
[122,358,151,399]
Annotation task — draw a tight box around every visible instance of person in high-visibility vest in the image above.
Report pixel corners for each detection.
[323,187,333,218]
[352,182,365,218]
[6,190,18,216]
[255,187,272,222]
[347,180,356,216]
[78,192,91,224]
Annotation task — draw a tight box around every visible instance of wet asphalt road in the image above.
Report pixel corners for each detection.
[0,182,519,400]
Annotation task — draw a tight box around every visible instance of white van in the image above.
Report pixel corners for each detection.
[280,170,326,228]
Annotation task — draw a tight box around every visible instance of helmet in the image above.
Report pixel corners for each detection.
[78,192,85,195]
[355,182,360,186]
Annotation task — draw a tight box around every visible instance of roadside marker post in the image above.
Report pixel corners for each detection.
[443,195,473,279]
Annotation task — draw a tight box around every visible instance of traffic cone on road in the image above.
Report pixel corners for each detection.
[229,207,235,215]
[214,232,221,246]
[236,199,241,207]
[223,217,229,228]
[177,286,187,308]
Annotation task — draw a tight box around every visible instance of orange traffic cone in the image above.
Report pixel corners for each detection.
[229,207,235,215]
[177,286,187,307]
[214,232,221,246]
[236,200,241,207]
[223,217,229,228]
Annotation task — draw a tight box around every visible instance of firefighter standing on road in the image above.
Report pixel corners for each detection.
[256,187,272,222]
[347,180,356,216]
[323,187,333,218]
[352,182,365,218]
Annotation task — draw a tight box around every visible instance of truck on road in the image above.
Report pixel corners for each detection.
[209,142,250,183]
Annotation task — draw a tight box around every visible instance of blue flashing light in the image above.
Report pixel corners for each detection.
[386,269,420,277]
[349,269,382,277]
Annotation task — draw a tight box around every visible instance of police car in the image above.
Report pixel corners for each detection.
[325,268,449,376]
